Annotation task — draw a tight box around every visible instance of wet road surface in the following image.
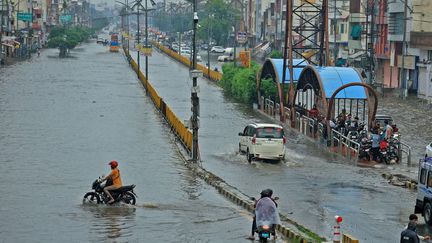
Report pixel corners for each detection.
[137,47,423,242]
[0,41,256,242]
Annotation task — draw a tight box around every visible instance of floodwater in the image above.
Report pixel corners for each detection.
[137,46,422,242]
[0,42,255,242]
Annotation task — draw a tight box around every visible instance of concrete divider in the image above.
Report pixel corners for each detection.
[342,234,360,243]
[152,42,222,82]
[123,48,192,153]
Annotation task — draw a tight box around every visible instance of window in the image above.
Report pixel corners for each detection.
[243,126,249,136]
[427,171,432,187]
[420,168,427,185]
[340,24,345,34]
[256,127,284,138]
[388,13,404,35]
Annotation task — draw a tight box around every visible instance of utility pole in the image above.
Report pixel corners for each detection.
[400,0,408,98]
[144,0,148,82]
[136,0,140,77]
[1,0,4,63]
[233,16,237,67]
[191,0,200,161]
[126,0,129,53]
[333,0,337,65]
[369,0,375,85]
[207,14,210,76]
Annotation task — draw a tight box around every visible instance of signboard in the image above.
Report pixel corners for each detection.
[239,51,251,68]
[17,12,32,21]
[236,32,247,44]
[397,55,416,70]
[60,15,72,23]
[140,47,152,56]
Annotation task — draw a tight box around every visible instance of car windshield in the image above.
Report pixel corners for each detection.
[256,127,284,138]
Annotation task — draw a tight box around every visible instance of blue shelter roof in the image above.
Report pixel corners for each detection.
[261,58,309,83]
[269,58,308,83]
[313,66,367,99]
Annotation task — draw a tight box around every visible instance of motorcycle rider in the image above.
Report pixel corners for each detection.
[248,189,280,240]
[101,160,123,204]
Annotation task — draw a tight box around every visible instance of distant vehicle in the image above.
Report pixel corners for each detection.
[217,54,233,62]
[201,43,209,50]
[96,38,105,44]
[415,157,432,225]
[210,46,225,53]
[238,123,286,162]
[374,114,394,129]
[110,34,120,52]
[426,142,432,157]
[180,47,191,54]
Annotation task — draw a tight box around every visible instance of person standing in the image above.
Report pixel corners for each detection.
[401,222,420,243]
[404,214,430,241]
[370,129,381,162]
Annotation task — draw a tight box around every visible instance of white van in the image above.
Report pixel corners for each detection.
[238,123,286,162]
[415,157,432,225]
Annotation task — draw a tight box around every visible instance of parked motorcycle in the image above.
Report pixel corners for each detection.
[387,138,400,164]
[83,177,137,205]
[358,137,372,160]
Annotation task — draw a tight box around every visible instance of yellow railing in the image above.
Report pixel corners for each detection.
[153,42,222,82]
[124,48,193,152]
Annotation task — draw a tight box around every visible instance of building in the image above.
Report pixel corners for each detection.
[411,0,432,101]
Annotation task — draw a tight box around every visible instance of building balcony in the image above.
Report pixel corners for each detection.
[410,32,432,49]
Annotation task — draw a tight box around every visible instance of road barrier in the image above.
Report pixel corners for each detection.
[152,42,222,82]
[124,48,192,153]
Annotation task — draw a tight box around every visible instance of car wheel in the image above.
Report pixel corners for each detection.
[280,155,285,163]
[424,203,432,225]
[247,149,252,163]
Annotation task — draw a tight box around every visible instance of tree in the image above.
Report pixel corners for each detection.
[196,0,239,46]
[47,26,93,57]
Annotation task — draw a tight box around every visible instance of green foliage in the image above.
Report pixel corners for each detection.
[220,63,261,103]
[196,0,239,46]
[260,78,278,99]
[270,50,283,58]
[92,17,109,30]
[47,26,94,56]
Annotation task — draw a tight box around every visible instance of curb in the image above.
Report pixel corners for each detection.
[175,148,323,243]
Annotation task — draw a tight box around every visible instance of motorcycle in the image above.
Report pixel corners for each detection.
[83,177,137,205]
[387,138,400,164]
[358,137,372,160]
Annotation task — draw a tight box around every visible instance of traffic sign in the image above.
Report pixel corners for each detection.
[17,12,32,22]
[236,32,247,44]
[60,15,72,23]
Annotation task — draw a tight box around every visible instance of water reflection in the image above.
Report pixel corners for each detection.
[82,204,136,241]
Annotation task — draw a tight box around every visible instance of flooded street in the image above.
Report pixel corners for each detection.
[0,42,252,242]
[141,48,420,242]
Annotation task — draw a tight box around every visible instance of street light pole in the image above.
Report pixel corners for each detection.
[136,0,140,77]
[191,0,199,161]
[144,0,148,81]
[400,0,408,99]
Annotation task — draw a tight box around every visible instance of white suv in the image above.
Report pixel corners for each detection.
[210,46,225,53]
[238,123,286,162]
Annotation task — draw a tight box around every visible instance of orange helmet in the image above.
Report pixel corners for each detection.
[108,160,118,168]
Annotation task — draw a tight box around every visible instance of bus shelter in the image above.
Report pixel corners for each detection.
[294,65,378,131]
